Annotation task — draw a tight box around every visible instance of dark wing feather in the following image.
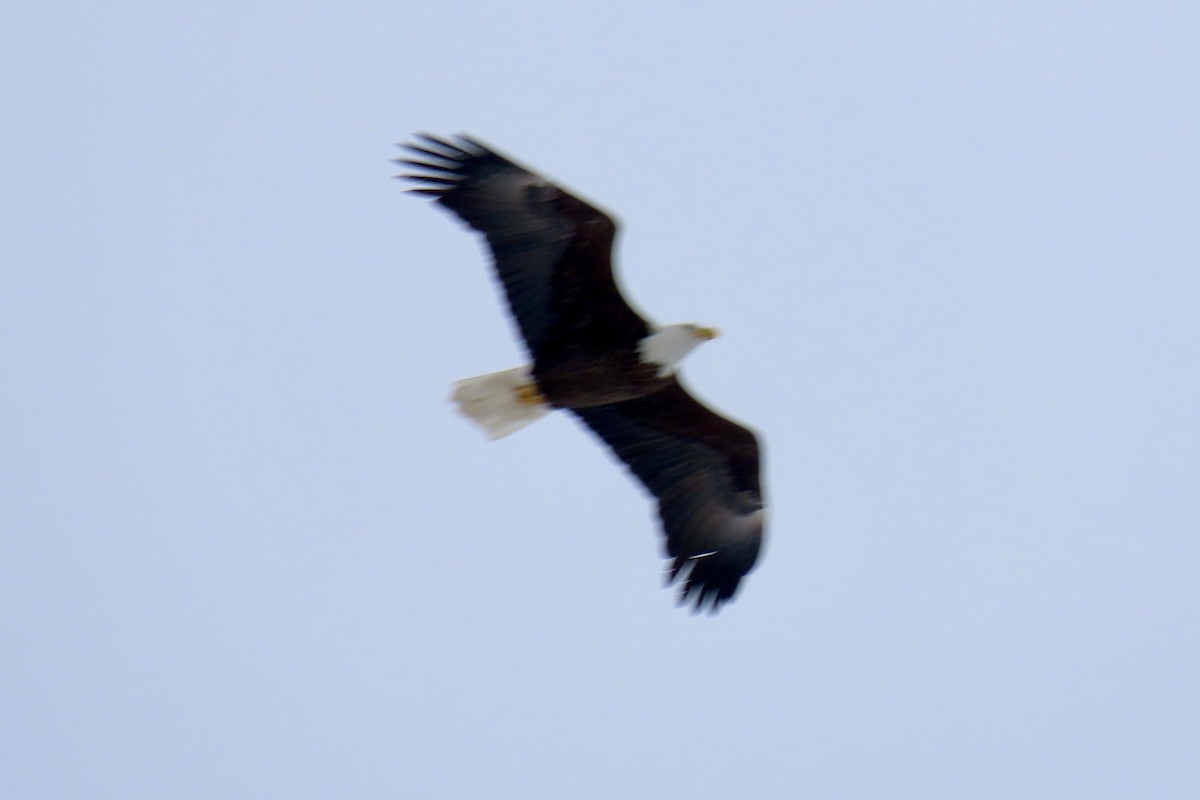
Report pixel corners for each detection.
[399,134,649,358]
[572,379,765,612]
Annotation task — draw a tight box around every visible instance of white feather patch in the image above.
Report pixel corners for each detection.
[450,365,550,440]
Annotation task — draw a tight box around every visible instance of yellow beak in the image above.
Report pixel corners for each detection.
[693,326,720,341]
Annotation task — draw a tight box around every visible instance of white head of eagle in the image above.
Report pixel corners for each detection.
[639,324,720,377]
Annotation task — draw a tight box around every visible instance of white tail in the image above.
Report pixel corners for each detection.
[450,366,551,440]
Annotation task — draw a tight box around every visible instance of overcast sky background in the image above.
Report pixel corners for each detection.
[3,2,1198,798]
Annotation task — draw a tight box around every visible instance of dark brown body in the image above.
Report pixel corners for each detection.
[534,353,669,409]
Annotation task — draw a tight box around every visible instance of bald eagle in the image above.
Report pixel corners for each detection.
[399,134,764,611]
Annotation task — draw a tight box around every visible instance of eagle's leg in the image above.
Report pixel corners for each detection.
[515,383,546,406]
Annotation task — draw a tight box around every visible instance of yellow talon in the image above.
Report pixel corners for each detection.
[515,383,546,406]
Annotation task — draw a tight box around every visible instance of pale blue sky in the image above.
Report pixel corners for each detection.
[3,2,1198,798]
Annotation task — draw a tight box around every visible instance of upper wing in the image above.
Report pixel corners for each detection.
[399,134,650,358]
[571,379,765,612]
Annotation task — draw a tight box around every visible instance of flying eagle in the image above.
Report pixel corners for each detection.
[398,134,765,611]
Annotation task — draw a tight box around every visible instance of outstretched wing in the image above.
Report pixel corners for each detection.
[572,379,765,612]
[399,134,650,359]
